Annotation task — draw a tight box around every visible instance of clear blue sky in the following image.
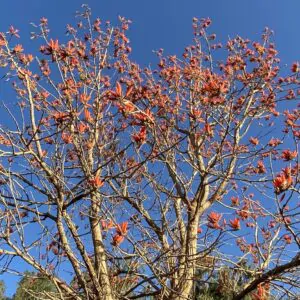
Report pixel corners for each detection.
[1,0,300,65]
[0,0,300,296]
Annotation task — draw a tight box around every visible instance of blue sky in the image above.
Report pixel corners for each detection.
[1,0,300,65]
[0,0,300,296]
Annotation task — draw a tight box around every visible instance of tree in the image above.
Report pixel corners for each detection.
[0,281,6,300]
[13,272,57,300]
[193,262,279,300]
[0,5,299,299]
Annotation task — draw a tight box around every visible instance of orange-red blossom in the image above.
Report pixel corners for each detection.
[112,221,128,246]
[273,170,293,194]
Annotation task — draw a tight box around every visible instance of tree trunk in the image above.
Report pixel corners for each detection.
[90,194,114,300]
[168,217,199,300]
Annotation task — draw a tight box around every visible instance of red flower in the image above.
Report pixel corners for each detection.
[47,39,59,53]
[268,138,281,147]
[273,172,293,194]
[207,212,222,229]
[252,283,268,300]
[84,108,93,122]
[249,137,259,146]
[207,212,222,223]
[268,220,276,228]
[256,160,266,174]
[229,218,241,230]
[208,34,216,40]
[101,219,114,231]
[281,149,297,161]
[231,196,239,207]
[112,221,128,246]
[122,100,136,113]
[237,205,250,220]
[0,33,5,46]
[13,44,23,53]
[283,234,292,244]
[204,123,214,137]
[132,126,147,144]
[53,112,70,123]
[77,123,88,134]
[61,133,73,144]
[125,85,134,98]
[115,81,122,97]
[79,93,91,104]
[291,62,299,73]
[89,176,104,188]
[112,234,124,246]
[116,221,128,236]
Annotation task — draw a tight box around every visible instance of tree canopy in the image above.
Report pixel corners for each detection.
[13,272,57,300]
[0,5,298,299]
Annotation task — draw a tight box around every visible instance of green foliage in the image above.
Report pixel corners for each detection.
[194,267,253,300]
[0,281,6,300]
[13,272,57,300]
[0,280,13,300]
